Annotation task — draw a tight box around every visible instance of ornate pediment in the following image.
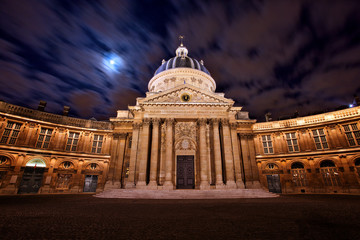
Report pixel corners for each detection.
[138,84,233,105]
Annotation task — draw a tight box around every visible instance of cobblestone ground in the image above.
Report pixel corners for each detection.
[0,194,359,240]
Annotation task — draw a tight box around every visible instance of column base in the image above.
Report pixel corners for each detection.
[215,182,225,189]
[225,180,237,189]
[200,181,210,190]
[136,181,147,189]
[70,186,81,193]
[163,181,174,190]
[245,181,262,189]
[147,181,158,190]
[124,182,136,189]
[236,180,245,189]
[40,185,51,193]
[104,181,121,190]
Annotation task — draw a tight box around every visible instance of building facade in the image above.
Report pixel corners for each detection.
[0,44,360,194]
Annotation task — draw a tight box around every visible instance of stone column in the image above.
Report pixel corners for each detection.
[221,119,236,188]
[114,134,127,183]
[163,118,174,189]
[125,122,141,189]
[148,118,160,189]
[199,119,210,189]
[212,119,224,188]
[230,123,245,188]
[136,119,151,188]
[104,134,119,188]
[40,157,57,193]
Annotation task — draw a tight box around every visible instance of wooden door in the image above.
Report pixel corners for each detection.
[176,155,195,189]
[266,174,282,193]
[83,175,98,192]
[18,167,45,194]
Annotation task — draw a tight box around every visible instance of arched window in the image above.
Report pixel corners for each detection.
[291,162,307,187]
[0,156,9,165]
[90,163,97,170]
[355,158,360,166]
[320,160,336,168]
[320,160,341,187]
[291,162,304,169]
[266,163,278,170]
[26,159,46,168]
[62,161,73,169]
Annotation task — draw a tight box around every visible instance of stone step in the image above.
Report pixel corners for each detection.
[95,189,279,199]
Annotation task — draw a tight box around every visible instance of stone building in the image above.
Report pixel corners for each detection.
[0,43,360,194]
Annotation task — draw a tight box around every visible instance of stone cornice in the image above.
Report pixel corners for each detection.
[253,106,360,132]
[255,146,360,159]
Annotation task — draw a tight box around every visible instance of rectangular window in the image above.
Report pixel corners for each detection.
[312,129,329,150]
[285,132,299,152]
[0,121,22,145]
[65,132,80,151]
[36,128,53,149]
[343,123,360,146]
[92,134,104,153]
[261,135,273,154]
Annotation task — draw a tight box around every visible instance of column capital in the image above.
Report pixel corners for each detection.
[165,118,175,125]
[197,118,207,126]
[220,118,229,126]
[113,133,127,139]
[211,118,220,125]
[230,122,238,130]
[132,122,142,129]
[143,118,151,125]
[151,118,161,125]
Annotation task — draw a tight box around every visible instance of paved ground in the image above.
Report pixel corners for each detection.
[0,194,359,240]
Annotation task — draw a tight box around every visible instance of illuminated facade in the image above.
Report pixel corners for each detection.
[0,44,359,194]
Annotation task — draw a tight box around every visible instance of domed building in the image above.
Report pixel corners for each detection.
[0,43,360,195]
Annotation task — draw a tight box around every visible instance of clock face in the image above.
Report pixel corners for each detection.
[181,93,191,102]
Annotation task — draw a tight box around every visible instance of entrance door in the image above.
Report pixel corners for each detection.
[176,155,195,189]
[18,167,45,194]
[83,175,98,192]
[266,174,282,193]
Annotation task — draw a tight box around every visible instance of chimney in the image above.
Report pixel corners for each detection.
[37,100,47,111]
[63,106,70,116]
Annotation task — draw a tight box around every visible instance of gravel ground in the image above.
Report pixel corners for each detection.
[0,194,359,240]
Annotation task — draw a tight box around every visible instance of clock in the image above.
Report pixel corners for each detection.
[181,93,191,102]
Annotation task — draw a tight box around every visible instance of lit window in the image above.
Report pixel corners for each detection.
[312,129,329,150]
[63,161,72,169]
[285,132,299,152]
[343,123,360,146]
[65,132,80,151]
[91,135,103,153]
[266,163,278,170]
[0,121,22,145]
[90,163,97,170]
[36,128,53,149]
[291,162,307,187]
[320,160,341,186]
[261,135,273,154]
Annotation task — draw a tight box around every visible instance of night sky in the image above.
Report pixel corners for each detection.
[1,0,360,121]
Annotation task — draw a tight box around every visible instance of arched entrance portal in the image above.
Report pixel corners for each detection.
[18,159,46,194]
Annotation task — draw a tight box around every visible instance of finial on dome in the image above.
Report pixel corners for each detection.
[179,35,184,46]
[200,60,204,65]
[176,35,188,58]
[162,59,165,64]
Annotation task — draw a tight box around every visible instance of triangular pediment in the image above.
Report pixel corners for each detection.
[138,84,234,106]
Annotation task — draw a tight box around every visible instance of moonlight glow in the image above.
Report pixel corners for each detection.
[103,53,124,73]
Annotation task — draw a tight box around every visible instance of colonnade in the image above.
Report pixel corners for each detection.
[115,118,258,189]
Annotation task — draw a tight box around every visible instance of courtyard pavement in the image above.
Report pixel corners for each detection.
[0,194,359,239]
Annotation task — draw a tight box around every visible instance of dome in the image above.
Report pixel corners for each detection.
[154,44,210,76]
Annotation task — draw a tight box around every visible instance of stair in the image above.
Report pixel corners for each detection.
[95,189,279,199]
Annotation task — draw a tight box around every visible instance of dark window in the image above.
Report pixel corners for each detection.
[291,162,304,169]
[320,160,336,168]
[0,121,22,145]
